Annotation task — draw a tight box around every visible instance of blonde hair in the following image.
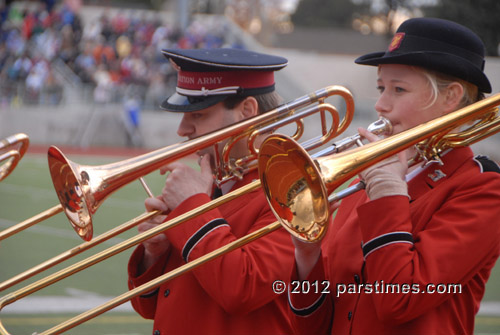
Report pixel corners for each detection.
[419,67,483,110]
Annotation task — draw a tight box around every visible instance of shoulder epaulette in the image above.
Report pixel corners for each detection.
[474,155,500,173]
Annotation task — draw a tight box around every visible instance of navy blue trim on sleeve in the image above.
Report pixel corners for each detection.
[288,291,327,317]
[182,218,229,262]
[139,288,159,299]
[362,232,414,258]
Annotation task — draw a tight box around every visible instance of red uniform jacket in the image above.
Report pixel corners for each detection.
[128,171,295,335]
[288,147,500,335]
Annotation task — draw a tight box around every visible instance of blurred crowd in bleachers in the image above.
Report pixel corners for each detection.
[0,0,246,110]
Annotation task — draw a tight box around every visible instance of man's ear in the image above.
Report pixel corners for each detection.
[443,82,464,113]
[240,96,259,119]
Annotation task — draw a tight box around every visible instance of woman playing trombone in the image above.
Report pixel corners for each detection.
[288,17,500,335]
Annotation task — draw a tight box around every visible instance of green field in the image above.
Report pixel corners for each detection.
[0,152,165,334]
[1,153,499,334]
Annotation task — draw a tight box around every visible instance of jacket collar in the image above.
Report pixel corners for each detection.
[407,146,473,200]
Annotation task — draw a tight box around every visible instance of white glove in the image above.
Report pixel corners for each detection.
[360,155,409,200]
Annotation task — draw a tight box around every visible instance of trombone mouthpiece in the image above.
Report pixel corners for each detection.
[367,117,393,137]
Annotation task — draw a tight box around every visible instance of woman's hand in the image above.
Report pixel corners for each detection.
[357,127,408,200]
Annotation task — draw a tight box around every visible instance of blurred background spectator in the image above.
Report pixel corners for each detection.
[0,0,244,110]
[2,0,497,111]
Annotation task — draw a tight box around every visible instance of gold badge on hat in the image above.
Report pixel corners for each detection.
[389,32,405,52]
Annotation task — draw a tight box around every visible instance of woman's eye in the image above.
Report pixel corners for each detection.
[376,86,384,93]
[395,87,406,93]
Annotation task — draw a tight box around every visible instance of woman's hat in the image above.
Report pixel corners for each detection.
[160,48,288,112]
[355,17,491,93]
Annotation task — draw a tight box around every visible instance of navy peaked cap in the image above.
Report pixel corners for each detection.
[160,48,288,112]
[355,17,491,93]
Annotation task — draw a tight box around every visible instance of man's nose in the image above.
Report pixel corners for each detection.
[177,114,194,137]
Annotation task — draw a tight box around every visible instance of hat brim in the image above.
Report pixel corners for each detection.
[160,92,229,112]
[160,85,276,113]
[355,51,492,93]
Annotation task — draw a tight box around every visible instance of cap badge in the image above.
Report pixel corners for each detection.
[388,32,405,52]
[169,59,181,72]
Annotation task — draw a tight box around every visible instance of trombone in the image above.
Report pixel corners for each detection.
[0,133,29,182]
[0,85,353,291]
[1,92,498,334]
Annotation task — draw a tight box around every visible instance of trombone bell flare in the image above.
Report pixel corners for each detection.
[258,134,329,242]
[48,146,93,241]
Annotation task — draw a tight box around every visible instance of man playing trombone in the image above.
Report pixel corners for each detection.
[127,48,295,335]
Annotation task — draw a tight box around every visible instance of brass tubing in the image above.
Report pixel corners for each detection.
[0,150,20,180]
[39,221,282,335]
[0,208,149,291]
[0,178,155,289]
[0,205,63,241]
[0,181,260,334]
[0,133,29,182]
